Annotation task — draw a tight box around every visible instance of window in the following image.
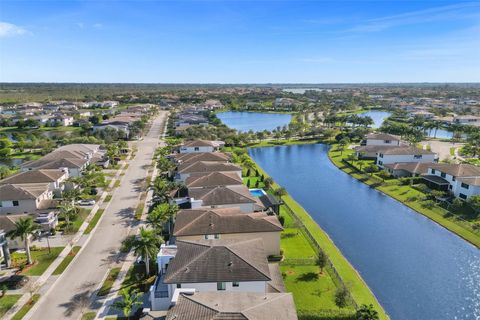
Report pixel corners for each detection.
[232,282,239,287]
[217,282,226,291]
[431,169,436,174]
[176,284,182,288]
[384,140,391,144]
[413,155,423,159]
[214,234,220,239]
[461,183,470,189]
[449,185,453,190]
[12,201,19,207]
[452,176,456,181]
[459,193,467,200]
[194,147,199,151]
[204,235,209,240]
[378,161,383,166]
[440,172,446,178]
[379,153,384,158]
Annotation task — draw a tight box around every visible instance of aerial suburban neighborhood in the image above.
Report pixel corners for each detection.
[1,1,480,320]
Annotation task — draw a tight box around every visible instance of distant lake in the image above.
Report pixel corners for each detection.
[359,110,391,128]
[282,88,328,94]
[217,111,292,132]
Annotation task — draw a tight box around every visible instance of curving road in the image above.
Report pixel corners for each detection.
[27,112,168,320]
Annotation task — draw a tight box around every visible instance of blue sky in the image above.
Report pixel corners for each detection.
[1,1,479,83]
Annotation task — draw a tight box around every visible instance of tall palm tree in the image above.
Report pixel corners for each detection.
[274,187,287,199]
[111,288,143,319]
[150,203,178,235]
[122,228,163,276]
[7,218,41,265]
[58,203,78,230]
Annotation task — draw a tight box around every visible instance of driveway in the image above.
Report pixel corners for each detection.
[27,112,168,320]
[420,140,464,161]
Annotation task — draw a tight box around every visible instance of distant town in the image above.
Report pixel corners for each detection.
[0,83,479,320]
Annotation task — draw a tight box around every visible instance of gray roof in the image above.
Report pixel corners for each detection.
[384,162,433,175]
[380,146,435,155]
[185,172,243,189]
[183,140,217,147]
[188,186,258,206]
[178,161,241,174]
[365,133,401,141]
[0,169,66,185]
[164,239,271,284]
[173,208,282,237]
[22,157,88,170]
[0,183,49,201]
[427,163,480,177]
[166,292,297,320]
[174,152,231,164]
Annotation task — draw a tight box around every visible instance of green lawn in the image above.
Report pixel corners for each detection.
[81,312,97,320]
[121,265,155,293]
[0,294,22,317]
[71,208,91,233]
[281,228,316,259]
[52,246,81,275]
[104,195,113,202]
[135,204,144,220]
[12,247,64,276]
[281,265,353,313]
[98,267,121,296]
[84,209,105,234]
[11,294,40,320]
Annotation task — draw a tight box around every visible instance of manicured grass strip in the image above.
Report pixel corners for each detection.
[12,247,64,276]
[248,155,388,320]
[71,208,91,233]
[329,145,480,248]
[81,312,96,320]
[114,180,121,188]
[134,204,144,220]
[52,246,81,275]
[0,294,22,317]
[104,195,113,202]
[97,267,121,296]
[11,294,40,320]
[84,209,105,234]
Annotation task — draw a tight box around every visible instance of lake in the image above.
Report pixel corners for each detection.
[249,144,480,320]
[216,111,292,132]
[359,110,392,129]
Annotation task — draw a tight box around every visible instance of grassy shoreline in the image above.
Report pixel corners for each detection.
[241,151,388,319]
[328,145,480,248]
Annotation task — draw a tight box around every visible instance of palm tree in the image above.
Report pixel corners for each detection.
[58,203,78,230]
[274,187,287,199]
[7,217,41,265]
[122,228,163,276]
[263,177,274,190]
[355,304,379,320]
[146,206,168,234]
[111,288,143,319]
[150,203,178,235]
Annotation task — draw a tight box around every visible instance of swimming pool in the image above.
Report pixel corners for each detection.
[249,188,267,197]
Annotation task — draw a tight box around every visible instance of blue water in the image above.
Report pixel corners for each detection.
[359,110,392,129]
[249,144,480,320]
[217,111,292,132]
[249,188,266,197]
[427,128,453,139]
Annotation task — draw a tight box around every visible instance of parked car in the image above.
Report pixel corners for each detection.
[77,199,96,206]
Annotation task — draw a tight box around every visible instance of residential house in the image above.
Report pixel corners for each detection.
[363,133,402,146]
[0,229,11,269]
[176,161,241,182]
[384,162,432,178]
[0,169,68,197]
[150,239,272,310]
[422,163,480,199]
[49,115,74,126]
[185,172,243,190]
[173,208,283,255]
[453,115,480,126]
[165,292,297,320]
[179,140,224,154]
[171,152,231,165]
[376,146,436,168]
[187,185,263,212]
[0,183,54,214]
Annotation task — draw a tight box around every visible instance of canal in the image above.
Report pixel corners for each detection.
[249,144,480,320]
[216,111,292,132]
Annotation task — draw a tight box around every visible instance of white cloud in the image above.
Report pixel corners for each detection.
[0,22,29,38]
[93,23,103,29]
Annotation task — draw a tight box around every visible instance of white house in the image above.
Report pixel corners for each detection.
[422,163,480,199]
[0,183,54,214]
[150,239,271,311]
[376,146,437,168]
[179,140,224,154]
[0,169,68,197]
[364,133,401,146]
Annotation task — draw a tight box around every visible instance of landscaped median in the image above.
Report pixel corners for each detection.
[239,151,388,320]
[97,267,121,296]
[328,145,480,248]
[52,246,82,275]
[84,209,105,234]
[11,294,40,320]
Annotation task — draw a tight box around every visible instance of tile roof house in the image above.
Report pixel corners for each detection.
[185,172,243,189]
[0,183,55,214]
[422,163,480,199]
[364,133,402,146]
[172,152,232,165]
[173,208,283,255]
[179,140,224,154]
[0,169,68,196]
[384,162,432,177]
[375,146,436,168]
[188,185,264,213]
[176,161,242,182]
[150,239,274,311]
[165,292,297,320]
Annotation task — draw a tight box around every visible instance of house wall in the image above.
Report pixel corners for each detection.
[426,168,480,199]
[0,190,52,214]
[177,232,281,256]
[376,154,436,168]
[179,146,214,154]
[169,280,266,294]
[366,139,400,146]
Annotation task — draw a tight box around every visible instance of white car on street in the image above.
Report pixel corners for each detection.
[77,199,96,206]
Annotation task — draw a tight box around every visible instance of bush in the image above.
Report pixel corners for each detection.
[278,215,285,226]
[421,200,436,209]
[334,286,349,308]
[406,196,418,202]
